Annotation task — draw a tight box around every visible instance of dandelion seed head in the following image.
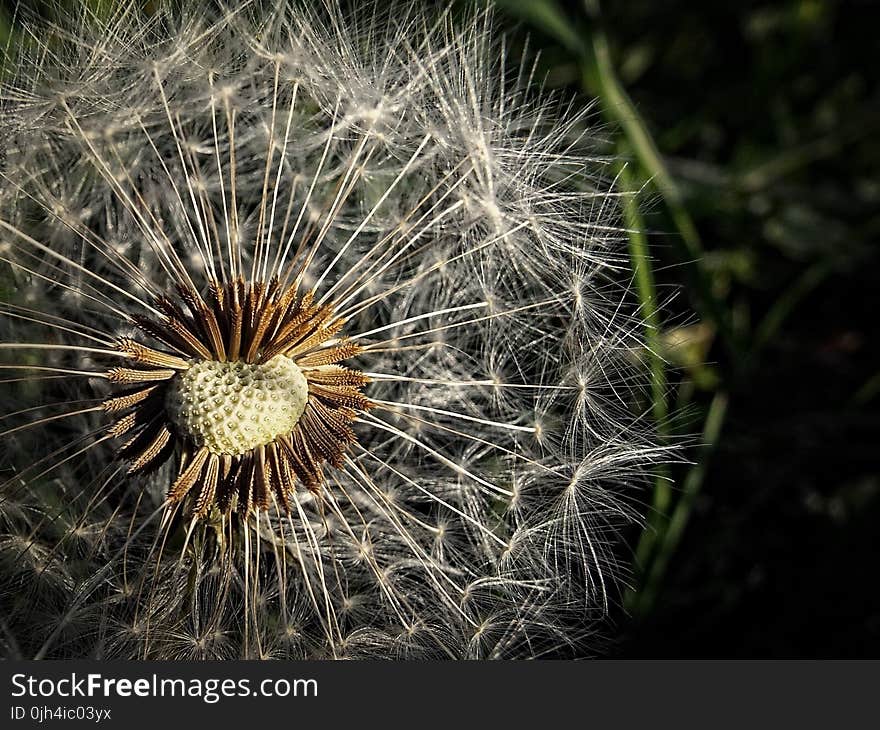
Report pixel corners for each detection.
[0,0,664,659]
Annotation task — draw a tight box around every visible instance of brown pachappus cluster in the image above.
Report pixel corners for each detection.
[102,277,372,519]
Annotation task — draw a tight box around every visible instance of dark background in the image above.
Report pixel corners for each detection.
[2,0,878,657]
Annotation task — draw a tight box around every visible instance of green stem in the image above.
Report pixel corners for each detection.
[617,161,672,574]
[578,5,738,360]
[633,391,729,618]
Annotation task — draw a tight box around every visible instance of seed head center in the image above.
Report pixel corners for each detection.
[166,355,308,456]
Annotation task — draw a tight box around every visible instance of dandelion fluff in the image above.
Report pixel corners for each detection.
[0,1,659,659]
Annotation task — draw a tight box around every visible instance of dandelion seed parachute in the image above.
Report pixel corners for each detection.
[0,0,660,659]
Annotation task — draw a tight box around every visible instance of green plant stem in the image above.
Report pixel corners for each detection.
[580,28,737,360]
[617,161,672,568]
[633,391,729,618]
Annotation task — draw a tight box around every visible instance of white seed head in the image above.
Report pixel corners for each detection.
[0,0,664,660]
[166,356,308,456]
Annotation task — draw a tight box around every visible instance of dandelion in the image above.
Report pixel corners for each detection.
[0,1,660,659]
